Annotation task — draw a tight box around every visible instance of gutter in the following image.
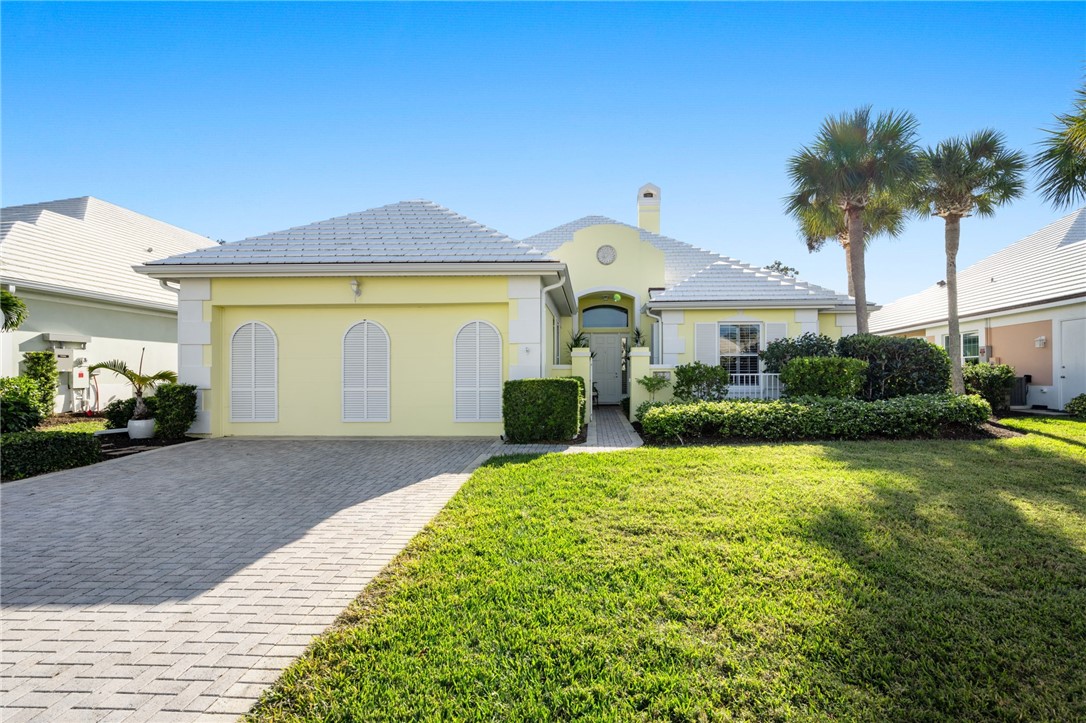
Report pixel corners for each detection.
[134,260,568,279]
[539,271,567,377]
[648,299,877,311]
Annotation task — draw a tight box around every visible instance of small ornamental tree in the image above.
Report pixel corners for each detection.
[636,374,670,402]
[89,351,177,421]
[672,362,730,402]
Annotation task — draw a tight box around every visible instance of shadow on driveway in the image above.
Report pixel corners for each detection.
[1,438,494,607]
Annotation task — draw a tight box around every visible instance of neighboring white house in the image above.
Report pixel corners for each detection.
[1,197,217,412]
[869,209,1086,410]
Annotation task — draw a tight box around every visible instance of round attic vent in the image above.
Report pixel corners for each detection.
[596,244,617,265]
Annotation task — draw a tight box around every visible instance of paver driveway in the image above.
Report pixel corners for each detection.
[1,438,497,721]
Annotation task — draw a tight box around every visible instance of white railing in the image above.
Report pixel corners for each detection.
[727,373,781,400]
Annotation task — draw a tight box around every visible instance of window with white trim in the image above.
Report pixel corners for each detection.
[943,332,980,364]
[343,321,390,422]
[719,323,761,377]
[230,321,277,422]
[454,321,502,422]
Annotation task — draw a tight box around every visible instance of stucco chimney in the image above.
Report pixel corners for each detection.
[637,183,661,234]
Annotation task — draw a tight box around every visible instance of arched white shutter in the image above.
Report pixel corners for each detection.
[343,321,390,422]
[695,322,719,366]
[231,321,277,422]
[455,321,502,422]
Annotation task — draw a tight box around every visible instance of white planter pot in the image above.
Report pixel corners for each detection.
[127,418,155,440]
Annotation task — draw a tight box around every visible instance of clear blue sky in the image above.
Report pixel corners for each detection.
[3,2,1083,303]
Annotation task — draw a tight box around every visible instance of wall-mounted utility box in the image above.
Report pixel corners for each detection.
[54,350,75,372]
[70,367,89,389]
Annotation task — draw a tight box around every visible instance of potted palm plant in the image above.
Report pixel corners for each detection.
[89,352,177,440]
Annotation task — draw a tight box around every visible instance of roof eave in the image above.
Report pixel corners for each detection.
[1,277,179,313]
[135,260,567,279]
[648,299,869,310]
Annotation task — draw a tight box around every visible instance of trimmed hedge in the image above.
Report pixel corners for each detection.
[836,334,951,400]
[962,362,1015,413]
[1,431,101,480]
[640,394,992,444]
[1066,394,1086,419]
[1,375,49,418]
[103,396,158,429]
[154,383,198,439]
[761,333,836,373]
[781,357,868,398]
[0,395,42,433]
[635,400,670,424]
[673,362,730,402]
[22,351,58,415]
[503,378,583,443]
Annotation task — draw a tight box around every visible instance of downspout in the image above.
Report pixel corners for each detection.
[540,271,566,377]
[159,280,180,295]
[644,305,663,364]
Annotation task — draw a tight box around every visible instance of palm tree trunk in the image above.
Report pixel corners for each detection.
[945,215,964,394]
[840,236,855,297]
[847,209,868,333]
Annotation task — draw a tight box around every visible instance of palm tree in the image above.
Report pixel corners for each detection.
[1034,83,1086,208]
[1,289,28,331]
[786,107,921,332]
[88,357,177,420]
[914,130,1026,394]
[787,189,908,297]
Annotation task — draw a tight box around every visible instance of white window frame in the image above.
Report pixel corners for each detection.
[718,322,763,377]
[230,321,278,423]
[943,331,981,364]
[552,313,562,365]
[454,320,503,423]
[342,320,391,423]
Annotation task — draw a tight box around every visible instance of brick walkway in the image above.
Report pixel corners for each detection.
[0,438,495,722]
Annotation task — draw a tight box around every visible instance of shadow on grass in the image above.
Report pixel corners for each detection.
[479,453,549,469]
[803,438,1086,719]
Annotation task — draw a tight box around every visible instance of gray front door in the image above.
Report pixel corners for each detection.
[591,333,624,404]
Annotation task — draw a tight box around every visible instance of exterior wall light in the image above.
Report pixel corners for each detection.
[350,279,361,299]
[1035,336,1046,348]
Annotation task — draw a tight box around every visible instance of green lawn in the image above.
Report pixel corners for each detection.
[38,418,107,434]
[250,419,1086,722]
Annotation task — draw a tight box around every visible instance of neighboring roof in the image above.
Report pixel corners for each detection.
[0,197,216,310]
[650,259,855,307]
[147,200,551,266]
[521,216,723,287]
[870,209,1086,333]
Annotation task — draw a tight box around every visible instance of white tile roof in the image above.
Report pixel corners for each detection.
[1,197,216,309]
[651,259,854,305]
[522,216,723,287]
[869,209,1086,333]
[148,200,549,266]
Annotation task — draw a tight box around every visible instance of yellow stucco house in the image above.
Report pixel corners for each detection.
[139,184,858,436]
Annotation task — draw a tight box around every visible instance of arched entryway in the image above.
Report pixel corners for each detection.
[578,290,636,405]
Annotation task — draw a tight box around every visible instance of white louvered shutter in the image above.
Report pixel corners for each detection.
[694,323,720,366]
[455,321,502,422]
[343,321,390,422]
[231,321,277,422]
[766,323,789,346]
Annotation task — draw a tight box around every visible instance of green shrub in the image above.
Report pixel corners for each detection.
[672,362,730,402]
[22,351,58,415]
[640,394,991,444]
[502,379,582,443]
[0,395,42,433]
[1,431,101,480]
[1066,394,1086,419]
[0,375,48,417]
[102,396,158,429]
[780,357,868,399]
[154,383,198,439]
[635,400,671,424]
[761,333,836,373]
[836,334,951,400]
[962,363,1016,413]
